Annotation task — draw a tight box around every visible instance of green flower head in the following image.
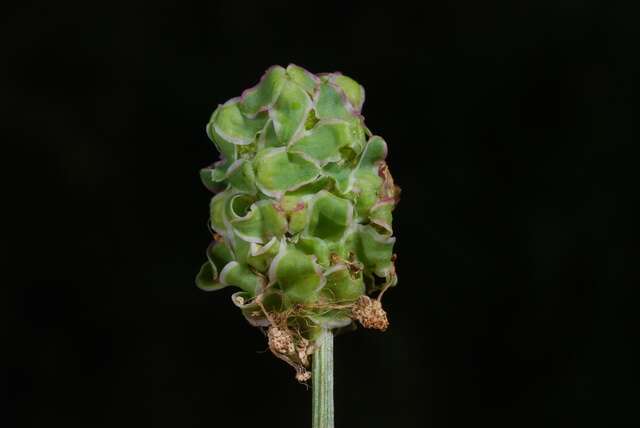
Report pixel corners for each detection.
[196,64,399,377]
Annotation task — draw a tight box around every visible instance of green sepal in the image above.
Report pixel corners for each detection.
[225,193,255,219]
[257,119,283,149]
[289,120,354,165]
[355,224,396,277]
[288,204,308,235]
[231,200,287,244]
[322,161,353,195]
[231,291,270,327]
[271,80,312,145]
[322,264,365,303]
[213,100,268,145]
[369,200,394,234]
[225,159,257,194]
[269,243,324,304]
[228,231,252,264]
[195,261,220,291]
[209,191,230,235]
[282,175,333,198]
[219,261,263,296]
[326,240,350,261]
[352,136,388,219]
[199,166,225,193]
[261,287,286,313]
[333,74,365,112]
[235,287,287,322]
[314,81,352,120]
[305,190,353,242]
[208,239,234,267]
[195,241,234,291]
[254,148,320,197]
[278,178,333,235]
[239,66,286,116]
[306,311,353,330]
[344,117,367,155]
[286,64,319,95]
[222,194,258,262]
[296,236,330,267]
[205,112,237,177]
[247,237,280,272]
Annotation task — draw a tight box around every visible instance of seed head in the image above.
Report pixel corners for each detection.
[195,65,400,378]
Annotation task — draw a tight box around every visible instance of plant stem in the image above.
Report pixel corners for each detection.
[312,328,334,428]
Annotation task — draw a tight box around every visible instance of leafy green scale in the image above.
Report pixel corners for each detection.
[239,66,286,116]
[289,120,357,165]
[254,148,320,197]
[305,191,353,241]
[214,101,268,145]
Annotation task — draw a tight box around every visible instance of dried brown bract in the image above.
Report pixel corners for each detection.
[267,325,296,355]
[296,370,311,382]
[352,295,389,331]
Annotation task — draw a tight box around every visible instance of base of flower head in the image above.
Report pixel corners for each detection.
[351,295,389,331]
[261,295,389,380]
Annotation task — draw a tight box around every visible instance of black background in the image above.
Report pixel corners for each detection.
[6,1,638,427]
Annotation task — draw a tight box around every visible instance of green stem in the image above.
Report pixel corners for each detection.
[312,328,334,428]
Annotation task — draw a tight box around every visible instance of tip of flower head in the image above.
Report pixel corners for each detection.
[285,63,313,74]
[352,295,389,331]
[317,71,343,79]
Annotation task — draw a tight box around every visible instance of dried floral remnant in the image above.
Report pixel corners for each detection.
[268,325,296,355]
[296,370,311,382]
[352,295,389,331]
